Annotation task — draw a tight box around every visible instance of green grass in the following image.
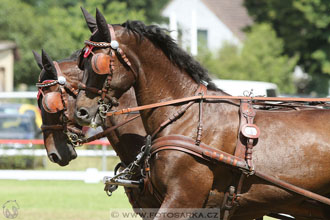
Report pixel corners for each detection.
[0,180,278,220]
[40,156,121,171]
[0,180,131,220]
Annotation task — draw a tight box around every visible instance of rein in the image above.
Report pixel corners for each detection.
[79,114,140,144]
[106,94,330,117]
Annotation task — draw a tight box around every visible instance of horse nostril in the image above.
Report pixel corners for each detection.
[76,107,89,120]
[49,153,60,163]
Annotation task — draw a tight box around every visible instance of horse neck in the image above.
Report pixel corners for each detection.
[130,44,205,134]
[105,88,146,165]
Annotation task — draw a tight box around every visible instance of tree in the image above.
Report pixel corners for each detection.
[114,0,170,23]
[197,23,298,94]
[244,0,330,96]
[0,0,42,87]
[0,0,146,88]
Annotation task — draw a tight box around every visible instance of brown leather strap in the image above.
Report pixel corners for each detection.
[53,61,63,77]
[196,84,207,145]
[151,101,195,139]
[81,114,140,144]
[151,84,207,139]
[151,134,330,207]
[254,170,330,206]
[60,86,69,119]
[235,101,249,159]
[151,135,250,170]
[235,100,258,170]
[108,24,116,41]
[78,82,118,106]
[107,95,330,117]
[41,124,64,131]
[67,126,84,136]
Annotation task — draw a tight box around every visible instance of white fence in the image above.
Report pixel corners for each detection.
[0,169,114,183]
[0,93,116,183]
[0,148,116,157]
[0,142,117,183]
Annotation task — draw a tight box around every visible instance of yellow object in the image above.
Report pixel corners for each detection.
[18,104,42,128]
[2,119,20,129]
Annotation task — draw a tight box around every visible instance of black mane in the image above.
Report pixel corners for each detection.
[58,49,82,63]
[122,20,219,91]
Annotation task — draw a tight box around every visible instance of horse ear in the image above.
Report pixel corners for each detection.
[81,7,97,33]
[32,50,43,70]
[41,49,57,80]
[95,8,111,42]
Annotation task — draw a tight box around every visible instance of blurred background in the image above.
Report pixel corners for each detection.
[1,0,330,219]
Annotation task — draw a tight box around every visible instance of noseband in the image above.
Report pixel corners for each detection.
[77,24,137,121]
[36,61,84,146]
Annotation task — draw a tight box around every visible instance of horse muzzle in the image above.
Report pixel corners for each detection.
[75,107,103,128]
[47,143,77,166]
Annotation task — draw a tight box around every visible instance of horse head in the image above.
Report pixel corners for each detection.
[75,9,139,127]
[34,49,83,166]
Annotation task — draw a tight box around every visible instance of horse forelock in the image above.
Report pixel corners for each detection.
[120,20,220,91]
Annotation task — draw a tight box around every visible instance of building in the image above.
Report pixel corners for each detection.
[162,0,253,55]
[0,41,17,92]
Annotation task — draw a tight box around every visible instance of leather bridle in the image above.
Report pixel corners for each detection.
[37,51,141,147]
[36,61,84,147]
[77,24,137,121]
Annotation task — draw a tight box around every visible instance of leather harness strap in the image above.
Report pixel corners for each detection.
[107,95,330,117]
[80,114,141,144]
[254,171,330,206]
[196,83,207,145]
[78,24,330,211]
[151,84,207,139]
[41,124,63,131]
[151,135,250,170]
[224,99,259,219]
[77,82,119,106]
[149,134,330,207]
[104,85,330,210]
[235,99,259,170]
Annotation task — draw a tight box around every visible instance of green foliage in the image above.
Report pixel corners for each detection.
[115,0,170,23]
[0,0,40,87]
[197,23,298,94]
[0,156,43,169]
[0,0,147,88]
[244,0,330,96]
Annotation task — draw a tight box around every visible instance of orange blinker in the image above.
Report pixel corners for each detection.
[42,92,64,113]
[91,53,111,75]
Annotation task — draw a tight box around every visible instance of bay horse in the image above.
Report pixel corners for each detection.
[34,49,81,166]
[35,51,310,220]
[34,47,158,209]
[74,9,330,219]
